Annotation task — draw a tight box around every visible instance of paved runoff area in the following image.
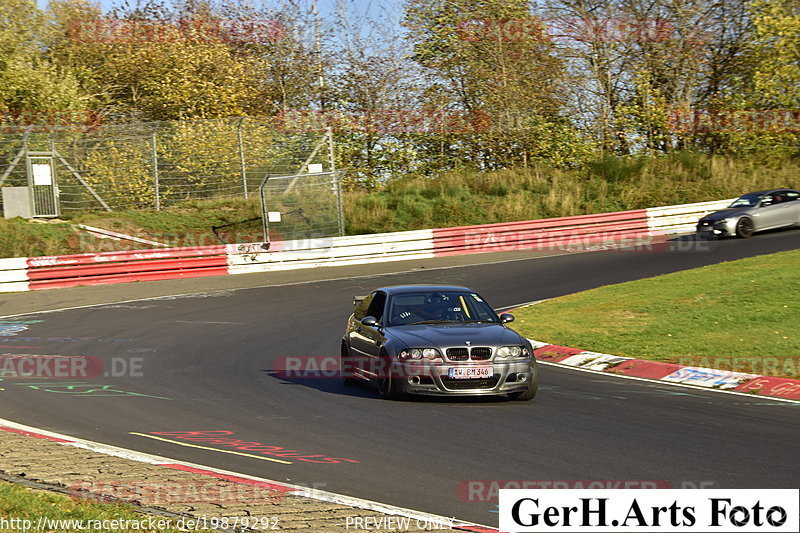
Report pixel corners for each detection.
[0,253,528,533]
[0,428,474,532]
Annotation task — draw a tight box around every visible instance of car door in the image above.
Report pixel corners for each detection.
[752,194,786,230]
[773,190,800,227]
[347,293,374,377]
[359,291,388,380]
[348,291,387,378]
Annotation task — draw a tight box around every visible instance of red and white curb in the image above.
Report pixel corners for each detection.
[530,340,800,402]
[0,417,497,533]
[0,198,731,293]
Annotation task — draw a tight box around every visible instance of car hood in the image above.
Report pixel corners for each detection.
[701,208,751,221]
[388,323,524,348]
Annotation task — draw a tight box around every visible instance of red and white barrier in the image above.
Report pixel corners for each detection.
[22,246,228,291]
[433,209,651,255]
[531,340,800,402]
[0,198,733,293]
[226,230,434,275]
[646,199,733,234]
[0,258,30,293]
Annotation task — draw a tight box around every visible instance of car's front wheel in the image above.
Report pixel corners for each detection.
[377,353,403,400]
[508,373,538,401]
[735,217,755,238]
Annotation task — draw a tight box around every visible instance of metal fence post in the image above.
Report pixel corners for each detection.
[259,175,270,243]
[151,123,160,210]
[327,128,344,236]
[238,117,248,200]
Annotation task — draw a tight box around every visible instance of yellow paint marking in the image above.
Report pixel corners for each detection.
[130,432,293,464]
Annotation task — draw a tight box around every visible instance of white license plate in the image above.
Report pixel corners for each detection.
[448,367,493,379]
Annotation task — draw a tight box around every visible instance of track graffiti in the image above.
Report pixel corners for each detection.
[133,430,360,465]
[9,381,169,399]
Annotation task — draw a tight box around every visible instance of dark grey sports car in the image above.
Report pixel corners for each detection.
[696,188,800,238]
[341,285,538,400]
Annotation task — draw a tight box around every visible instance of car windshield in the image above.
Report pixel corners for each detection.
[387,291,500,326]
[728,194,762,208]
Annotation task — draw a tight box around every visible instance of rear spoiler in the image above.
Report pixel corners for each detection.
[353,295,366,307]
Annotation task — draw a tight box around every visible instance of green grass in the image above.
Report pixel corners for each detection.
[0,480,184,532]
[0,219,78,257]
[512,250,800,378]
[343,152,800,234]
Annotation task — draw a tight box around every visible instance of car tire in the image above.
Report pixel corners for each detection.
[508,374,538,401]
[735,217,754,238]
[341,343,357,385]
[377,353,403,400]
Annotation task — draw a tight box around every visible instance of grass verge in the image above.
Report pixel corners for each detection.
[0,479,186,532]
[512,249,800,379]
[0,152,797,258]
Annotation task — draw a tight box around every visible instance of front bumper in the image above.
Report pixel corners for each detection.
[696,218,736,236]
[393,359,536,396]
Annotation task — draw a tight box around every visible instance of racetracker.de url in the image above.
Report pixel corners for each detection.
[0,515,281,531]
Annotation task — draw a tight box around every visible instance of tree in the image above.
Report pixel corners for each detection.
[0,0,85,120]
[402,0,589,169]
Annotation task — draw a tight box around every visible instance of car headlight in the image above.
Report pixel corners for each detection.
[497,346,523,358]
[399,348,442,360]
[713,219,727,225]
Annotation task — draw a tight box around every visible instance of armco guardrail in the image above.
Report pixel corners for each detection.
[0,199,736,293]
[646,199,734,234]
[432,209,650,255]
[25,246,228,290]
[0,258,29,293]
[226,230,434,275]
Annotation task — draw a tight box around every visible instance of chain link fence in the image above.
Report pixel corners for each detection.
[0,117,334,214]
[259,171,343,243]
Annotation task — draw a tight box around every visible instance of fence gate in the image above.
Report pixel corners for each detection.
[258,171,344,244]
[25,152,60,217]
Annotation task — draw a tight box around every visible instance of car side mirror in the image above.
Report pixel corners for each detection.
[500,313,515,324]
[361,316,379,327]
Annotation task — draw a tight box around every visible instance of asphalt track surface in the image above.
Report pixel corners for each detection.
[1,230,799,527]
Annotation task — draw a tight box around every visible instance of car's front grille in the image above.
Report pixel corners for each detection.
[441,375,501,390]
[446,348,469,361]
[446,347,492,361]
[471,347,491,360]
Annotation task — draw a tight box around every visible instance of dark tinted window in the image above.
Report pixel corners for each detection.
[729,194,761,208]
[365,292,387,321]
[387,291,499,326]
[353,294,373,321]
